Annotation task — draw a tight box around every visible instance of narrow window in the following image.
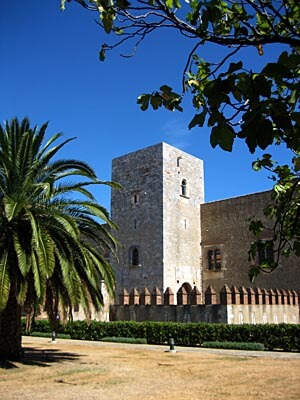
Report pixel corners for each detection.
[258,240,274,264]
[181,179,187,196]
[131,192,140,204]
[207,250,214,270]
[132,247,139,266]
[215,249,222,270]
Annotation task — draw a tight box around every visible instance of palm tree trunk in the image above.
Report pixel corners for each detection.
[0,284,22,359]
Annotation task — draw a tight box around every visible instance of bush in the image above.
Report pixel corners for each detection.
[101,337,147,344]
[24,319,300,352]
[29,332,71,339]
[202,341,265,351]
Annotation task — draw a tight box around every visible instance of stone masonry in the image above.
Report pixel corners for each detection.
[110,142,204,302]
[110,142,299,313]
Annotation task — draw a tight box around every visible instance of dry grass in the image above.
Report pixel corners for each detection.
[0,337,299,400]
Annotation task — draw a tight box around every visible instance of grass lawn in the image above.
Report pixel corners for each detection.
[0,336,299,400]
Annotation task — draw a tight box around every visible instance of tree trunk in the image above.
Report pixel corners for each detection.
[0,285,22,359]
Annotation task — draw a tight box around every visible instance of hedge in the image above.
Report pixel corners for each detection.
[22,320,300,352]
[202,341,265,351]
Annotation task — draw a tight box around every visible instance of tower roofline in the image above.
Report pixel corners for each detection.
[112,141,203,163]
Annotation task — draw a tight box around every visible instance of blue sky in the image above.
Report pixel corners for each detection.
[0,0,292,212]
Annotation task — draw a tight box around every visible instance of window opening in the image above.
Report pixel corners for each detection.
[215,249,222,270]
[258,240,274,264]
[132,247,139,266]
[181,179,187,196]
[207,248,222,271]
[177,156,182,167]
[207,250,214,270]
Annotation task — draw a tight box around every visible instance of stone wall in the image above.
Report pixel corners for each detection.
[110,143,165,297]
[109,143,300,323]
[162,142,204,294]
[110,285,299,324]
[110,142,204,300]
[201,191,300,301]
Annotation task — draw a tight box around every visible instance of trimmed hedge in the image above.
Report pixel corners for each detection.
[202,341,265,351]
[101,337,147,344]
[22,320,300,352]
[30,332,71,340]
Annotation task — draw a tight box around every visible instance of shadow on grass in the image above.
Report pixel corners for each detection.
[0,346,82,369]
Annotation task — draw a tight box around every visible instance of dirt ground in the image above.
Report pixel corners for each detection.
[1,337,300,400]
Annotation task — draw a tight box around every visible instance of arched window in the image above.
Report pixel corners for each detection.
[181,179,187,196]
[129,246,140,266]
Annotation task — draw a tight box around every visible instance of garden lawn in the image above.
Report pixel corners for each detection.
[0,336,299,400]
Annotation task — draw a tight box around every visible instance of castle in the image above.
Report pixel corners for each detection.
[75,142,300,324]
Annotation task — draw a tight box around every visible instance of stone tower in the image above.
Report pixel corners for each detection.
[111,142,204,303]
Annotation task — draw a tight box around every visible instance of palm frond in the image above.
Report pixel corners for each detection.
[13,232,31,277]
[0,249,11,311]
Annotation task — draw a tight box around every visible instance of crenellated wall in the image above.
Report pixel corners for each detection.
[110,285,300,324]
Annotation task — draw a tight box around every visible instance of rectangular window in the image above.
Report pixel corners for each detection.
[215,249,222,270]
[258,240,274,264]
[207,248,222,271]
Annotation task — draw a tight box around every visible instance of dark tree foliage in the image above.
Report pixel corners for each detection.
[62,0,299,279]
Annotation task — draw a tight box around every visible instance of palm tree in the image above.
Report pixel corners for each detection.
[0,117,118,359]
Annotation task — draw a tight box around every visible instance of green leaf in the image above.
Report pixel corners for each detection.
[188,109,207,129]
[165,0,181,9]
[99,47,106,62]
[248,265,260,282]
[160,85,172,93]
[227,61,243,75]
[256,119,274,149]
[150,95,163,110]
[3,196,23,221]
[249,220,264,236]
[252,154,274,172]
[210,124,235,152]
[13,232,31,277]
[60,0,67,11]
[253,75,271,97]
[293,156,300,172]
[102,9,115,34]
[137,94,150,111]
[0,250,10,311]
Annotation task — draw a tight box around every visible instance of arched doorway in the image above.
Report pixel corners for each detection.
[177,282,193,305]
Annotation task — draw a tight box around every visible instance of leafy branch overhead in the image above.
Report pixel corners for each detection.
[62,1,300,275]
[61,1,299,148]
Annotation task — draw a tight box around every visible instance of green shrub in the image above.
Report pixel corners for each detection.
[101,336,147,344]
[24,319,300,352]
[29,332,71,339]
[202,341,265,351]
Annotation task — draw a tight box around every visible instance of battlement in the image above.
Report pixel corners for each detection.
[117,285,299,306]
[110,285,300,324]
